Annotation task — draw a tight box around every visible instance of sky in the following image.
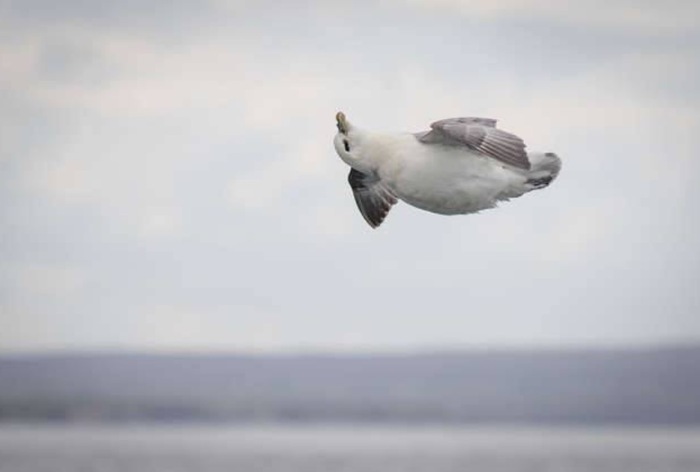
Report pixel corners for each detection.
[1,0,699,353]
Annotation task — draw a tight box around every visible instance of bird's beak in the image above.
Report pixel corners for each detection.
[336,111,347,134]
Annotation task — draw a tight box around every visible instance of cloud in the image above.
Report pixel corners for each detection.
[121,304,285,352]
[404,0,700,34]
[8,263,86,298]
[2,0,700,353]
[4,38,242,116]
[0,305,58,352]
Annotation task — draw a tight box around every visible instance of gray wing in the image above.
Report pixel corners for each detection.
[418,117,530,170]
[348,168,397,228]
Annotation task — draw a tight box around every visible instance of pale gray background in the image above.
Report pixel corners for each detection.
[1,0,699,353]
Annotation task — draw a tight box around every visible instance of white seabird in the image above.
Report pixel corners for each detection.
[333,112,562,228]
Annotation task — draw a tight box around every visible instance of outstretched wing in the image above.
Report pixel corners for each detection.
[348,168,397,228]
[418,117,530,170]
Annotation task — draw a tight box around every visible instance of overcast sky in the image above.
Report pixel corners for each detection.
[1,0,699,353]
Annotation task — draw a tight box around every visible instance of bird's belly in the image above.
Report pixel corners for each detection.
[387,149,524,215]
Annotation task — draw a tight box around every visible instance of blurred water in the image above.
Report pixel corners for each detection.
[1,424,699,472]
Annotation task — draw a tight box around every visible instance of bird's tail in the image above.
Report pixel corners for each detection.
[526,152,561,190]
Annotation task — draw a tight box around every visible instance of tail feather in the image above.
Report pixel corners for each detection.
[526,152,561,190]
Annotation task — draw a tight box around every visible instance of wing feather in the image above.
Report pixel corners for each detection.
[418,117,530,170]
[348,168,397,228]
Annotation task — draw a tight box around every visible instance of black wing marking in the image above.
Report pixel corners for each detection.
[419,117,530,170]
[348,168,397,228]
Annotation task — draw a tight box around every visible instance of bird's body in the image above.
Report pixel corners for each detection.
[365,132,532,215]
[333,112,561,228]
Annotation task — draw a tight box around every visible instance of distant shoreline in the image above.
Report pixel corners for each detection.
[2,345,699,426]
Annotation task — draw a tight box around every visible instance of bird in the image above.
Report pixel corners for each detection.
[333,112,561,228]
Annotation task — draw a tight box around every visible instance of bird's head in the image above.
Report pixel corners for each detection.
[333,111,372,172]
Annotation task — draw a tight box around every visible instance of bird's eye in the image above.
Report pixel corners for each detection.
[343,140,350,152]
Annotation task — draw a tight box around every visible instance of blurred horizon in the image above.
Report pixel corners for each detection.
[2,339,700,358]
[2,344,700,425]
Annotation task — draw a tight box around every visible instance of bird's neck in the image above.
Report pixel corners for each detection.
[360,131,416,173]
